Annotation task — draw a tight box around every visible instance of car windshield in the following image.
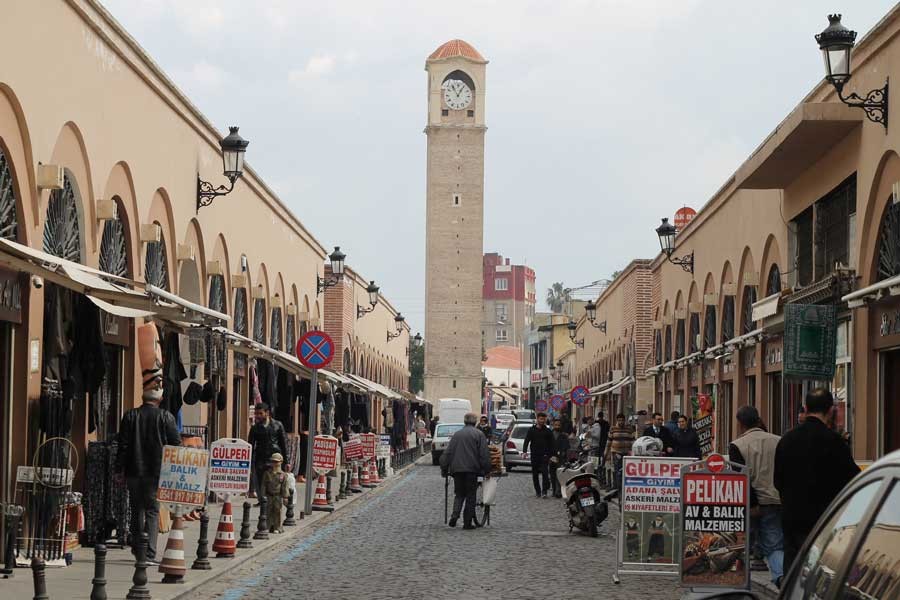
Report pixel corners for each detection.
[511,425,531,439]
[435,424,464,437]
[514,410,535,420]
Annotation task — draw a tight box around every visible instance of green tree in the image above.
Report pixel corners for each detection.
[546,282,570,313]
[611,270,623,280]
[408,341,424,394]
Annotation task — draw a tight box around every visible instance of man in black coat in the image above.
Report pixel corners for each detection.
[642,412,675,455]
[248,402,288,495]
[774,388,859,573]
[549,418,571,498]
[524,412,555,497]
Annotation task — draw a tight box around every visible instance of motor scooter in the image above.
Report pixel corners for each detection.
[556,450,608,537]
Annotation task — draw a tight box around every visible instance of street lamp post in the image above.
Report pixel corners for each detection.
[816,14,888,130]
[584,300,607,332]
[356,280,380,318]
[387,313,406,342]
[317,247,346,295]
[197,127,250,213]
[655,218,694,273]
[567,319,584,349]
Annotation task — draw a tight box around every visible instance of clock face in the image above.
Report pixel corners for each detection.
[442,79,472,110]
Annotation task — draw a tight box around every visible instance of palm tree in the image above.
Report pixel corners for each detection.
[546,282,570,313]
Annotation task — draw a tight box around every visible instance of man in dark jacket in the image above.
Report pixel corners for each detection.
[672,415,701,458]
[642,412,675,455]
[440,413,492,529]
[549,418,570,498]
[117,323,181,563]
[524,412,555,498]
[248,403,288,496]
[774,388,859,573]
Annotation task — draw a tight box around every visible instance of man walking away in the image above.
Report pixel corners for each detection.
[550,418,570,498]
[605,414,635,493]
[117,323,181,565]
[523,412,555,498]
[440,413,492,529]
[248,402,288,495]
[774,388,859,574]
[642,412,675,455]
[729,406,784,587]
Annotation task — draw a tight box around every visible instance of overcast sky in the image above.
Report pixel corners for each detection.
[103,0,894,333]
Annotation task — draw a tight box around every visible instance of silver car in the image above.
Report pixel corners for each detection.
[431,423,465,465]
[503,421,534,471]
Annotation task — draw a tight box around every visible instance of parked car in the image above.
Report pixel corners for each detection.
[693,449,900,600]
[494,412,515,431]
[513,409,536,421]
[431,422,465,465]
[503,421,535,471]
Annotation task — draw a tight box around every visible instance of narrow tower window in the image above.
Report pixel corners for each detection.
[452,193,461,207]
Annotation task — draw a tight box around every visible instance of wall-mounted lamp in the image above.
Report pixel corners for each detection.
[317,246,346,295]
[197,126,249,213]
[357,280,380,318]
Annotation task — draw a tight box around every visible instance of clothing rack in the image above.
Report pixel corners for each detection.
[83,440,130,547]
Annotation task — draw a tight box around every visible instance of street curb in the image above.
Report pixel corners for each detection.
[168,457,425,600]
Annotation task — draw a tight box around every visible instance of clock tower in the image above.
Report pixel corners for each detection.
[424,40,487,411]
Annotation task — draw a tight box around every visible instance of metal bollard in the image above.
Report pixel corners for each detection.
[125,532,151,600]
[90,543,108,600]
[236,502,253,549]
[283,490,296,527]
[31,556,48,600]
[338,471,346,499]
[192,509,211,570]
[1,510,19,578]
[254,496,269,540]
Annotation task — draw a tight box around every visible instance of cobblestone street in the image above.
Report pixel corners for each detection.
[196,462,687,600]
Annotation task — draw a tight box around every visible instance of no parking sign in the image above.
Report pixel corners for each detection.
[571,385,589,406]
[535,398,549,412]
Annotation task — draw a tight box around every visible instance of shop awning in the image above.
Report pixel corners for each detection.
[722,328,765,350]
[752,292,782,322]
[344,373,403,401]
[736,102,861,189]
[589,379,615,395]
[595,376,635,396]
[646,365,661,375]
[319,369,368,394]
[146,285,229,327]
[841,273,900,308]
[216,326,312,378]
[704,344,729,359]
[415,395,433,406]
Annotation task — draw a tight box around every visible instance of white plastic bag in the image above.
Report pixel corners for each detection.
[481,477,498,506]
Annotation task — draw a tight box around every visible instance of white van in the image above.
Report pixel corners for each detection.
[431,398,474,465]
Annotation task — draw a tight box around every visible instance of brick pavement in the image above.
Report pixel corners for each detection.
[195,464,700,600]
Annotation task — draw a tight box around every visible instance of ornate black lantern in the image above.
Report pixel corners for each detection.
[317,246,347,295]
[656,218,693,273]
[357,280,380,318]
[197,126,249,212]
[387,313,406,342]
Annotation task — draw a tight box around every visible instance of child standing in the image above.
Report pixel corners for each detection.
[263,453,289,533]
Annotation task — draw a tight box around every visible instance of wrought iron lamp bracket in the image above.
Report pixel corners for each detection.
[387,330,402,342]
[317,274,341,295]
[666,251,694,274]
[196,174,238,213]
[589,319,607,333]
[357,304,376,319]
[835,78,889,130]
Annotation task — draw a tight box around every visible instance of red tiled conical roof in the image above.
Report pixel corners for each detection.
[428,39,484,61]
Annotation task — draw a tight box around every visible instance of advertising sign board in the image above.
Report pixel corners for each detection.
[343,435,363,461]
[208,438,252,497]
[680,455,750,589]
[691,393,716,457]
[360,433,377,460]
[312,435,340,474]
[158,445,209,508]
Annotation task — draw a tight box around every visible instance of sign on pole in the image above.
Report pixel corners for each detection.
[208,438,252,498]
[535,398,549,412]
[570,385,590,406]
[158,445,209,508]
[377,434,391,458]
[549,394,566,411]
[343,434,363,461]
[360,433,377,460]
[680,454,750,590]
[615,456,695,582]
[312,435,340,474]
[296,330,335,370]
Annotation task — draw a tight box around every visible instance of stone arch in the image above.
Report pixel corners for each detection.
[43,167,87,264]
[101,162,139,277]
[860,150,900,286]
[760,234,783,295]
[300,294,310,336]
[738,247,758,335]
[0,82,37,237]
[146,189,176,288]
[180,218,207,301]
[211,234,232,314]
[253,263,270,344]
[720,262,736,342]
[48,122,95,256]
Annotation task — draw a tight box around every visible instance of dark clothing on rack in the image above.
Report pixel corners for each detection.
[257,359,277,410]
[275,368,293,431]
[162,332,187,418]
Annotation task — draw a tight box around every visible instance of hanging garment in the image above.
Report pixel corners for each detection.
[334,390,350,438]
[322,384,335,436]
[249,362,262,405]
[71,294,106,397]
[183,381,202,406]
[216,386,227,411]
[257,359,277,410]
[275,368,293,431]
[200,380,215,404]
[162,332,187,417]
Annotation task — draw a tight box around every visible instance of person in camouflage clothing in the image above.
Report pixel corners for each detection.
[263,453,289,533]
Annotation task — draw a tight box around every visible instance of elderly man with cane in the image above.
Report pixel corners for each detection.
[440,413,492,530]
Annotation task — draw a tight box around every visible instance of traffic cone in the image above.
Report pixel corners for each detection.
[368,458,381,485]
[212,500,236,557]
[360,460,373,488]
[311,474,334,512]
[159,513,187,583]
[349,462,362,493]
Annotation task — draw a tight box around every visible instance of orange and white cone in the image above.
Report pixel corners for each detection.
[159,512,186,583]
[360,459,373,488]
[212,500,236,557]
[311,474,334,511]
[349,462,362,493]
[369,458,381,485]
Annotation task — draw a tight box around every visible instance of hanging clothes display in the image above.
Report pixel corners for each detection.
[334,390,350,437]
[162,331,187,418]
[83,440,130,546]
[321,382,335,436]
[257,358,277,409]
[275,367,293,431]
[350,393,370,432]
[249,361,262,405]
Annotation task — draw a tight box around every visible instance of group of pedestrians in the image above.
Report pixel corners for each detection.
[522,412,573,498]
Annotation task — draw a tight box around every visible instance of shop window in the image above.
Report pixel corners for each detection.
[876,198,900,280]
[44,175,82,263]
[145,235,169,290]
[793,207,814,287]
[721,296,735,342]
[664,326,672,362]
[253,298,266,344]
[270,307,283,351]
[100,205,128,278]
[654,330,662,364]
[814,174,856,280]
[689,313,700,354]
[675,319,685,358]
[0,148,20,241]
[704,306,717,349]
[741,285,757,335]
[766,264,782,296]
[285,314,296,357]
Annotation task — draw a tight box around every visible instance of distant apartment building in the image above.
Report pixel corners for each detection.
[482,253,536,351]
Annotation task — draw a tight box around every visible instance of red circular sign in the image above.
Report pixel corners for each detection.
[295,330,335,370]
[550,394,566,411]
[570,385,590,406]
[534,398,549,412]
[674,206,697,230]
[706,453,725,473]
